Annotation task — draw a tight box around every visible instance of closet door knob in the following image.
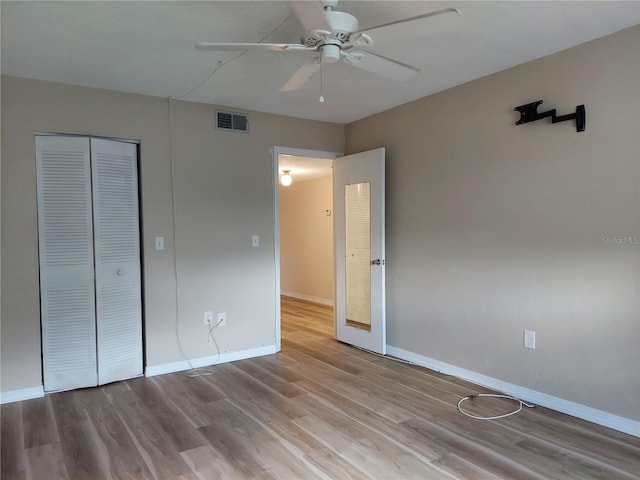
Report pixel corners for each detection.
[117,269,124,276]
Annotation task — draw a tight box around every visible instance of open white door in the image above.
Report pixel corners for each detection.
[334,148,386,354]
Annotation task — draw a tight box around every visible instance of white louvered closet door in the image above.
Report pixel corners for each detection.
[36,136,98,392]
[90,138,143,385]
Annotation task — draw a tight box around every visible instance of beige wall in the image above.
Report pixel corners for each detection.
[347,26,639,421]
[280,176,334,305]
[0,76,344,393]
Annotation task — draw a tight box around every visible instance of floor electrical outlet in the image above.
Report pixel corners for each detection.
[217,312,226,327]
[524,330,536,349]
[204,311,213,325]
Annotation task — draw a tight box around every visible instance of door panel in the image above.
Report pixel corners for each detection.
[91,138,143,385]
[334,148,386,354]
[36,135,98,392]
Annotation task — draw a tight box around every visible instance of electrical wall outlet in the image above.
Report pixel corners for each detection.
[524,330,536,349]
[217,312,226,327]
[203,311,213,325]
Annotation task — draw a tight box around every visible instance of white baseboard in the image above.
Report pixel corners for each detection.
[145,344,277,377]
[387,345,640,438]
[0,345,278,402]
[281,291,333,307]
[0,385,45,404]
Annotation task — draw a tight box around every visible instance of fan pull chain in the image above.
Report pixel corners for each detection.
[319,62,325,103]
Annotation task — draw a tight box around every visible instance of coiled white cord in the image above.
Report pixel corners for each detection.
[457,393,535,420]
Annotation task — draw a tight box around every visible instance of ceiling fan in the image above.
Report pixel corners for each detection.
[196,0,461,92]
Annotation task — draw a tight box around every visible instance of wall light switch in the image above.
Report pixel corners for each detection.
[252,234,259,247]
[524,330,536,349]
[155,236,165,251]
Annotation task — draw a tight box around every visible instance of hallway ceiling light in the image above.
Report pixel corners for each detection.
[280,170,293,186]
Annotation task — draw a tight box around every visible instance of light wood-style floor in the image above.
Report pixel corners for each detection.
[2,296,639,479]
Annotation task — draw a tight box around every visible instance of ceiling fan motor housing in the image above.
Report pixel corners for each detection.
[305,10,359,63]
[321,0,339,9]
[325,10,359,34]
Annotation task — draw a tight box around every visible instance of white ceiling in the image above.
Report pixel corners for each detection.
[2,1,638,124]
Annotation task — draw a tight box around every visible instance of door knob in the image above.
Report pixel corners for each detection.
[371,259,381,265]
[117,269,124,276]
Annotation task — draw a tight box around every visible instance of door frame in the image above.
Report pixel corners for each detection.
[271,146,342,352]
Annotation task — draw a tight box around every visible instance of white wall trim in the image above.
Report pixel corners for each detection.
[0,385,45,404]
[145,344,277,377]
[387,345,640,438]
[1,345,278,402]
[281,291,334,307]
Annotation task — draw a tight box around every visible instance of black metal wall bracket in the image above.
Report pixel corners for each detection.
[514,100,585,132]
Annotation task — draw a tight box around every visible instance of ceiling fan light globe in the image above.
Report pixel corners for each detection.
[321,44,341,63]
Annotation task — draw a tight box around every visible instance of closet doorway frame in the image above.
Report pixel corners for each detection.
[35,132,146,391]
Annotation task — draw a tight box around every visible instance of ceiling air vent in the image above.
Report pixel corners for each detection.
[216,110,248,133]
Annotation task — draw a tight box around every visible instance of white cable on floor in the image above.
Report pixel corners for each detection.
[350,343,533,420]
[457,393,535,420]
[187,318,223,378]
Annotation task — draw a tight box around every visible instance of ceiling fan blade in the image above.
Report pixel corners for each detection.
[345,51,419,82]
[288,0,331,32]
[195,42,313,52]
[353,7,461,35]
[280,61,321,92]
